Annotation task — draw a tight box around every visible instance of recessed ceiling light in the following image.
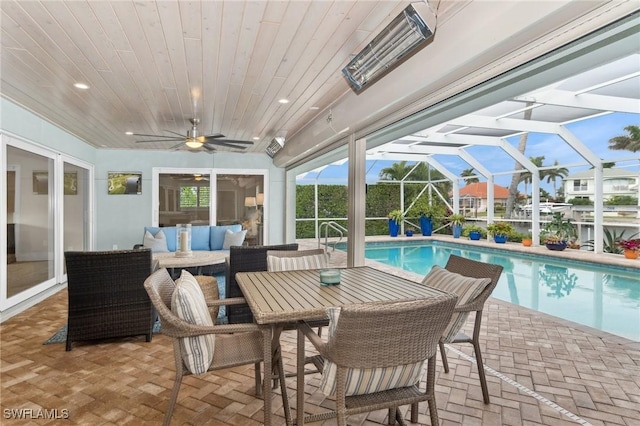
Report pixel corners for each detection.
[309,106,319,110]
[252,136,260,140]
[125,131,133,135]
[278,98,289,104]
[74,83,89,89]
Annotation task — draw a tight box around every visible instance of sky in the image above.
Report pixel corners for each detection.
[296,111,640,195]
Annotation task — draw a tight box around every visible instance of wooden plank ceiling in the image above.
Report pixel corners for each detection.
[0,0,460,154]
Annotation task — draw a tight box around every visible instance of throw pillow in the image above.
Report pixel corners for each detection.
[171,270,215,375]
[222,229,247,249]
[210,224,242,250]
[143,230,169,253]
[267,253,328,271]
[421,265,491,342]
[318,307,424,397]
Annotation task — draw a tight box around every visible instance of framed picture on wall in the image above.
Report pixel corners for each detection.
[33,171,48,194]
[64,172,77,195]
[108,172,142,195]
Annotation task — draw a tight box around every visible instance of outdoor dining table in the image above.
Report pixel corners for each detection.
[235,266,450,426]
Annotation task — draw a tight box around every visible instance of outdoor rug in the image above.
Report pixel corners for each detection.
[44,320,162,345]
[44,272,228,345]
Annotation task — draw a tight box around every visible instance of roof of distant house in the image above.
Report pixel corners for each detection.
[457,182,510,199]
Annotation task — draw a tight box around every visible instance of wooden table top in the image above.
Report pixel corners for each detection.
[152,250,228,268]
[236,266,448,325]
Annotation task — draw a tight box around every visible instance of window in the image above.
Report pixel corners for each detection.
[573,180,588,191]
[179,185,210,208]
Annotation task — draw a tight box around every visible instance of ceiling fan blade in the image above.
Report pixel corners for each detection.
[169,142,185,150]
[205,141,251,150]
[136,138,183,143]
[204,136,253,145]
[202,144,216,153]
[202,133,225,139]
[162,130,187,137]
[132,133,180,138]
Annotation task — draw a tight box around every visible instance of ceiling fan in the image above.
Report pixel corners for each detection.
[133,118,253,152]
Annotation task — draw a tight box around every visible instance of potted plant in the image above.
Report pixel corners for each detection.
[388,209,404,238]
[405,227,415,237]
[486,221,514,243]
[407,200,443,236]
[448,213,465,238]
[521,232,533,247]
[541,213,577,251]
[462,224,486,241]
[616,238,640,259]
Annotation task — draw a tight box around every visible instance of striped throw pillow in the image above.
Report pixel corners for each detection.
[267,253,328,271]
[319,307,425,397]
[421,265,491,343]
[171,270,215,375]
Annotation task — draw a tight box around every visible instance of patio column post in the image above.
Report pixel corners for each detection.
[347,134,366,267]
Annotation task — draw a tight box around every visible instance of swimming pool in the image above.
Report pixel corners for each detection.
[336,240,640,341]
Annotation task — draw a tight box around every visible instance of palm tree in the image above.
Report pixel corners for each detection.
[461,168,479,185]
[519,156,545,196]
[545,160,569,198]
[608,125,640,152]
[379,161,413,181]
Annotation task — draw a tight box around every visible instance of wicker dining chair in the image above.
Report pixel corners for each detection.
[431,254,504,404]
[64,249,155,351]
[144,268,290,426]
[225,243,299,324]
[266,248,330,379]
[298,295,458,426]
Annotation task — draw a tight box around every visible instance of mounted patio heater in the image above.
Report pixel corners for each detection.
[342,2,436,92]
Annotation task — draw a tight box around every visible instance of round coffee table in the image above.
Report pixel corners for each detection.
[152,251,228,277]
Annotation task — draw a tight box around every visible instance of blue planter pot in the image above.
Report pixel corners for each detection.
[389,219,400,237]
[494,234,508,243]
[469,231,482,240]
[405,230,414,237]
[545,241,567,251]
[452,224,462,238]
[419,216,433,236]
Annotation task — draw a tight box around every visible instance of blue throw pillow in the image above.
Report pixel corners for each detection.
[210,224,242,250]
[191,226,211,250]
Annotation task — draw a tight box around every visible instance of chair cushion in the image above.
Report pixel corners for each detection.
[171,270,215,375]
[222,229,247,249]
[143,230,169,253]
[319,307,424,397]
[267,253,328,271]
[191,226,211,250]
[210,224,242,250]
[421,265,491,342]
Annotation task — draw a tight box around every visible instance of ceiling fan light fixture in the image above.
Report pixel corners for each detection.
[185,139,203,149]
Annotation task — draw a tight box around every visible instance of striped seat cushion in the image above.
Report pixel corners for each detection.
[319,308,425,397]
[267,253,328,271]
[421,265,491,343]
[171,270,216,375]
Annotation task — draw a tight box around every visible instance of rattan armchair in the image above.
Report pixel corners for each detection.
[144,268,290,426]
[225,243,298,324]
[298,295,458,426]
[441,254,504,404]
[64,249,155,351]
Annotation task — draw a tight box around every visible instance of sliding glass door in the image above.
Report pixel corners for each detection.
[153,168,268,245]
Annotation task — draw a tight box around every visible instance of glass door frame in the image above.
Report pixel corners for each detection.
[1,133,94,312]
[151,167,269,243]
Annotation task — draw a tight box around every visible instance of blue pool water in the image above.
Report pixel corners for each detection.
[336,241,640,341]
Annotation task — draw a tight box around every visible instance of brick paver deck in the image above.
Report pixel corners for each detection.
[1,240,639,425]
